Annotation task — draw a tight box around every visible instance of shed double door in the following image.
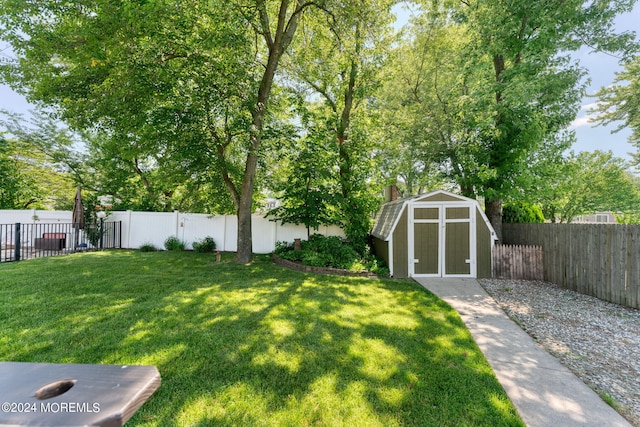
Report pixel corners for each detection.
[409,204,475,277]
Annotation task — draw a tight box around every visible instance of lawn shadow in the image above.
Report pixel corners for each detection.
[1,252,522,426]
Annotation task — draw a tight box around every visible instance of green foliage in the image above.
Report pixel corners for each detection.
[266,137,341,235]
[192,236,217,253]
[503,203,545,224]
[2,0,636,258]
[535,151,640,223]
[614,212,640,225]
[139,242,158,252]
[376,0,637,233]
[0,112,79,209]
[275,234,388,275]
[0,0,315,261]
[376,20,469,195]
[0,136,27,209]
[280,1,392,254]
[164,236,186,251]
[84,225,104,247]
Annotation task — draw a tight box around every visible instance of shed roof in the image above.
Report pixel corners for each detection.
[371,195,417,241]
[371,189,496,241]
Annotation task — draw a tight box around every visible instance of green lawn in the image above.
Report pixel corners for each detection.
[0,251,523,426]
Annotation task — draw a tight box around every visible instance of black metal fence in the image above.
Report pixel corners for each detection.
[0,221,121,262]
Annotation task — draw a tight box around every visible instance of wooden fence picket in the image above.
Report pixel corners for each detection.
[492,244,544,280]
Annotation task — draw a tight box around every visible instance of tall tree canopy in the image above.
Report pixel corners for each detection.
[378,0,635,236]
[0,111,81,209]
[0,0,316,262]
[452,0,637,238]
[279,0,394,251]
[544,150,640,223]
[2,0,638,256]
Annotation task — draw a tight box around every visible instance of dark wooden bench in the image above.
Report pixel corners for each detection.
[34,233,67,250]
[0,362,161,426]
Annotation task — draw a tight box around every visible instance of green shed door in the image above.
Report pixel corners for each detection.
[444,221,471,275]
[414,222,439,274]
[412,207,440,275]
[410,204,475,277]
[444,206,471,276]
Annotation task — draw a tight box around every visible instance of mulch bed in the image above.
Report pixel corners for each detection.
[272,254,378,278]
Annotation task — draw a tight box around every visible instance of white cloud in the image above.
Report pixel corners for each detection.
[569,115,594,129]
[580,102,601,112]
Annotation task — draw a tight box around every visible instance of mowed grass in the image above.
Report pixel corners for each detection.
[0,251,523,426]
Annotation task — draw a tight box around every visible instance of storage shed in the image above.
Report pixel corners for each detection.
[371,190,497,278]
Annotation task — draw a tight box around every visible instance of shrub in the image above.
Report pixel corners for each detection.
[503,202,545,223]
[164,236,186,251]
[274,234,388,276]
[139,242,158,252]
[192,236,217,253]
[274,240,294,254]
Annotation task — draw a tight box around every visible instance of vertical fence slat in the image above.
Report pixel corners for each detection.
[14,223,21,261]
[492,244,544,281]
[631,226,640,309]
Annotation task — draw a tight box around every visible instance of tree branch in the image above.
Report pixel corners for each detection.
[257,0,274,50]
[303,77,337,113]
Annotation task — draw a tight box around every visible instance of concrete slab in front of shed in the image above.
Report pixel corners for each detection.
[415,277,631,427]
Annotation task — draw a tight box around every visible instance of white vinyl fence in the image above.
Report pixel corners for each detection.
[0,209,344,253]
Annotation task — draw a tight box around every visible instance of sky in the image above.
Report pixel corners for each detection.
[569,1,639,160]
[1,2,639,160]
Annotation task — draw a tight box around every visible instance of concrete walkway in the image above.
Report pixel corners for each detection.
[415,277,631,427]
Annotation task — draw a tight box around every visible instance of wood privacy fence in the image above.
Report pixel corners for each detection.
[492,244,543,280]
[503,223,640,310]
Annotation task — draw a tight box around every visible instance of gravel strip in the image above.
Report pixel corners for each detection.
[479,279,640,427]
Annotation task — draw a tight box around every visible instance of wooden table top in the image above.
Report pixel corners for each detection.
[0,362,161,426]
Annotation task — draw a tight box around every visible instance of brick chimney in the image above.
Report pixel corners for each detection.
[384,185,399,202]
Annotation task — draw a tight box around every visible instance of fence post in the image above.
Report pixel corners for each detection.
[99,218,104,249]
[14,223,21,261]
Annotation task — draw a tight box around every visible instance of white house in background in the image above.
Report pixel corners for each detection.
[573,212,617,224]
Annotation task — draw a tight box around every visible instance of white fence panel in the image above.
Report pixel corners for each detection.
[129,211,178,249]
[178,213,219,250]
[273,222,310,245]
[224,215,238,252]
[0,209,71,224]
[0,210,345,253]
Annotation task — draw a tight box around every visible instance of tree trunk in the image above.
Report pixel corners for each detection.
[485,198,503,243]
[236,150,258,263]
[235,0,305,263]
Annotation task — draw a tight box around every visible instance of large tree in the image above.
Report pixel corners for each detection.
[454,0,637,239]
[376,10,476,195]
[381,0,637,240]
[0,0,315,262]
[282,0,393,251]
[541,150,640,223]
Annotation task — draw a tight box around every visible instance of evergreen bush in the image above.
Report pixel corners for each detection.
[503,203,545,223]
[164,236,186,251]
[192,236,217,253]
[274,234,389,275]
[139,242,158,252]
